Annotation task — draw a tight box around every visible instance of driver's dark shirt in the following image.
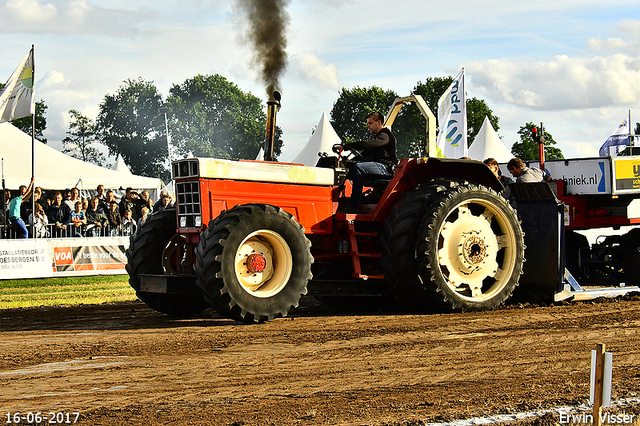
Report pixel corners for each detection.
[350,128,397,166]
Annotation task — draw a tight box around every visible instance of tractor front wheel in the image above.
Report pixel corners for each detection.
[195,204,312,323]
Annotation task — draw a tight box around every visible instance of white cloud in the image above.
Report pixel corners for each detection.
[0,0,152,36]
[469,54,640,110]
[66,0,91,22]
[39,70,69,89]
[586,38,629,53]
[4,0,57,24]
[290,52,340,90]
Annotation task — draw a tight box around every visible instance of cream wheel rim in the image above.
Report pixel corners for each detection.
[437,198,517,301]
[234,230,293,298]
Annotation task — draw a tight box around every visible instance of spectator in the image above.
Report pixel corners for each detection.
[155,194,174,212]
[140,190,153,212]
[106,189,117,204]
[20,184,45,223]
[119,188,133,219]
[63,189,75,211]
[3,188,11,219]
[82,198,89,213]
[86,196,108,237]
[137,206,151,229]
[34,187,48,212]
[70,200,87,237]
[47,191,72,237]
[483,157,513,199]
[8,177,35,238]
[69,187,81,205]
[119,188,143,221]
[507,158,550,183]
[107,200,122,236]
[29,204,49,238]
[96,185,110,213]
[153,190,169,212]
[121,209,137,236]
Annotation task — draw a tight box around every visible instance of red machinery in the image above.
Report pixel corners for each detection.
[126,94,528,322]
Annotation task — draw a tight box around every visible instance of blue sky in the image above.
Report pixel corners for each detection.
[1,0,639,165]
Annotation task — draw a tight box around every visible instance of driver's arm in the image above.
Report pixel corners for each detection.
[350,132,390,149]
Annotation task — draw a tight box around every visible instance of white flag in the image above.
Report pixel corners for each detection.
[436,69,467,158]
[0,48,35,123]
[599,112,631,157]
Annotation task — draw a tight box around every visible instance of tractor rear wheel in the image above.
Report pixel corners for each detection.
[195,204,312,323]
[417,183,524,311]
[126,207,211,317]
[381,179,463,311]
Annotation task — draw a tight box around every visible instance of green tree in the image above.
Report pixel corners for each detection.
[466,97,499,146]
[166,74,282,160]
[330,86,399,143]
[97,78,168,180]
[0,83,48,143]
[62,109,104,165]
[328,79,500,159]
[511,122,564,161]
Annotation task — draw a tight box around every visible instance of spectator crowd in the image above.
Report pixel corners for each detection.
[2,183,173,239]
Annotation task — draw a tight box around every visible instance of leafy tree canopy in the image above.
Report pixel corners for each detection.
[62,109,105,166]
[511,122,564,161]
[329,86,399,144]
[97,77,168,180]
[329,78,500,158]
[166,74,282,160]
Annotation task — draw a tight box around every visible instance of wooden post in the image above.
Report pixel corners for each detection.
[592,343,605,426]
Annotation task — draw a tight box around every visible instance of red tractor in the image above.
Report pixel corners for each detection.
[126,95,526,322]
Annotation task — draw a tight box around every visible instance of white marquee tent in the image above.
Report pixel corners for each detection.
[111,154,133,175]
[0,122,164,191]
[292,112,341,166]
[468,116,513,163]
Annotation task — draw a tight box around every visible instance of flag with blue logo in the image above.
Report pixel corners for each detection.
[436,69,467,158]
[599,113,630,157]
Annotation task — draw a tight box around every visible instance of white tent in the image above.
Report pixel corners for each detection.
[292,112,341,166]
[111,154,133,174]
[0,122,164,191]
[468,116,513,163]
[255,147,264,161]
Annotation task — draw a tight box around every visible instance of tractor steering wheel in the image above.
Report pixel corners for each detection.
[332,143,365,163]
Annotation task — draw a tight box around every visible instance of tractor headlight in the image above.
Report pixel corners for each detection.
[179,216,187,228]
[195,216,202,227]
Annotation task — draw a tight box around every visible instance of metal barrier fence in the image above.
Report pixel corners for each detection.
[0,223,136,239]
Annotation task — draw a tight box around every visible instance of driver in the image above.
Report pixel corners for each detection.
[342,111,397,214]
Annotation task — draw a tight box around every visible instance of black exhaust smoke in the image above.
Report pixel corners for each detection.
[236,0,290,96]
[236,0,290,161]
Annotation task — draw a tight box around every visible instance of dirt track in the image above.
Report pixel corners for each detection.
[1,295,640,426]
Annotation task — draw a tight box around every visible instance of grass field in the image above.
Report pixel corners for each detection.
[0,275,137,310]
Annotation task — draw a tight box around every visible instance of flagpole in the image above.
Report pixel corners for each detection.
[629,109,633,146]
[30,44,35,239]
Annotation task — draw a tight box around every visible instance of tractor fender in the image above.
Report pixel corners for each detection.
[373,158,504,219]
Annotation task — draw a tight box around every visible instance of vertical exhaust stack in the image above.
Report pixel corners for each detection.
[264,90,281,162]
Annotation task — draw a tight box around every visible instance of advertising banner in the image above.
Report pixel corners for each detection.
[0,240,50,279]
[612,157,640,194]
[0,237,129,280]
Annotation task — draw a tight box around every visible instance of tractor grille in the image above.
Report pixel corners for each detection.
[176,181,202,229]
[172,159,199,179]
